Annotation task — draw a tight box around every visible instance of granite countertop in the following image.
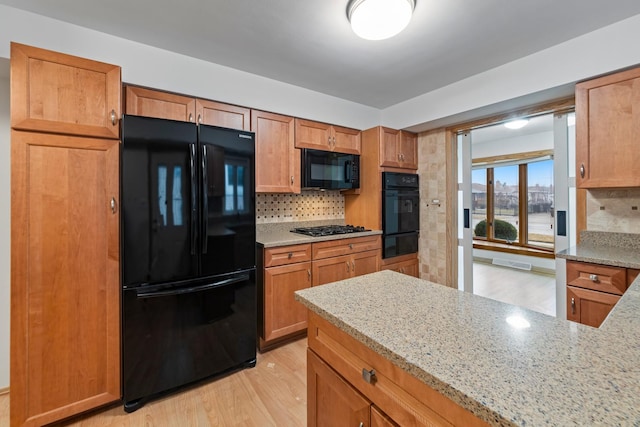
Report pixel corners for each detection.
[295,270,640,426]
[256,220,382,247]
[556,230,640,268]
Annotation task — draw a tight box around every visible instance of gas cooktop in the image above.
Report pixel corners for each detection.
[290,224,371,237]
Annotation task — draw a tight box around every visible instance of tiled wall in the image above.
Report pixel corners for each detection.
[418,130,452,286]
[586,188,640,232]
[256,191,345,224]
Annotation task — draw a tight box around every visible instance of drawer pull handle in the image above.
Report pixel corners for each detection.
[571,297,576,315]
[288,252,293,259]
[351,260,355,272]
[346,261,350,273]
[362,368,376,384]
[307,269,311,281]
[589,274,599,282]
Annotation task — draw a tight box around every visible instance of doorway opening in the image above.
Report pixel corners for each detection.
[456,111,576,317]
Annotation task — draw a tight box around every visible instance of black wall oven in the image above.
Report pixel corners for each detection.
[382,172,419,259]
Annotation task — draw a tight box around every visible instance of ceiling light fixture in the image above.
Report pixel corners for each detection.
[504,119,529,130]
[347,0,416,41]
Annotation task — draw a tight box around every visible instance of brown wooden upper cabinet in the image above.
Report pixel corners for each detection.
[251,110,300,193]
[379,127,418,169]
[295,118,361,154]
[10,42,121,139]
[575,66,640,188]
[124,85,251,130]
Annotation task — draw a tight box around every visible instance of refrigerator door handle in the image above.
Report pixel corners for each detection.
[189,143,197,255]
[202,144,209,254]
[135,274,250,299]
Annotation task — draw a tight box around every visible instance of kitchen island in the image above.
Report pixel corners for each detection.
[295,270,640,426]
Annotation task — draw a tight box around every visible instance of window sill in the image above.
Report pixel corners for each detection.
[472,241,555,259]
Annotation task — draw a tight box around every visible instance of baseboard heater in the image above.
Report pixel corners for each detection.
[492,258,532,271]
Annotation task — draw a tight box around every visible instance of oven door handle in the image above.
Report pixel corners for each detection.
[135,274,249,299]
[344,160,351,182]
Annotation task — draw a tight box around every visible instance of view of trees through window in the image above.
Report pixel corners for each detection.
[472,158,554,250]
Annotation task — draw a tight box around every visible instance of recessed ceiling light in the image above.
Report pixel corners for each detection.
[504,119,529,130]
[347,0,415,41]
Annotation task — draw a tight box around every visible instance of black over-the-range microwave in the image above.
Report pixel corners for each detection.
[301,148,360,190]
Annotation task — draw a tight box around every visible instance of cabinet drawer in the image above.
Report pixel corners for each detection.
[312,235,380,260]
[264,244,312,267]
[566,261,626,295]
[307,312,487,427]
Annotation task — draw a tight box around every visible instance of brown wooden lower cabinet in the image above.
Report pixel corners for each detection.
[565,260,632,327]
[566,285,620,328]
[308,349,371,427]
[259,236,381,351]
[380,255,419,278]
[307,312,488,427]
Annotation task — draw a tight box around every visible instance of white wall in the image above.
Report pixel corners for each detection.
[472,132,553,160]
[0,75,9,389]
[0,5,380,131]
[382,13,640,131]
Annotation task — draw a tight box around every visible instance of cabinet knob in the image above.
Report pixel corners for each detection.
[571,297,576,315]
[349,243,353,250]
[110,109,117,126]
[291,176,294,185]
[346,261,350,272]
[589,274,599,282]
[359,423,364,427]
[288,252,293,259]
[362,368,376,384]
[351,260,355,272]
[198,114,202,124]
[307,269,311,281]
[189,113,193,122]
[580,163,585,178]
[110,197,117,214]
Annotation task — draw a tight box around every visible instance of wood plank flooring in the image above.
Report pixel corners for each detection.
[0,338,307,427]
[472,261,556,316]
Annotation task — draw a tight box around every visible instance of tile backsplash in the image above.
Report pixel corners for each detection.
[256,191,345,224]
[587,188,640,232]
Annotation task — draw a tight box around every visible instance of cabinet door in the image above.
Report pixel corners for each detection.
[11,42,121,139]
[264,262,312,342]
[252,110,300,193]
[567,286,620,327]
[576,67,640,188]
[124,85,196,122]
[312,254,352,286]
[627,268,640,286]
[372,406,399,427]
[381,258,419,278]
[196,99,250,130]
[295,118,333,151]
[11,131,120,427]
[352,250,380,278]
[399,131,418,169]
[379,127,401,167]
[307,349,371,427]
[333,125,361,154]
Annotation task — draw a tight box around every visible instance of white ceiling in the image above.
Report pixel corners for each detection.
[1,1,640,109]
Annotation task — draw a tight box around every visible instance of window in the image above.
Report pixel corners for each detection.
[157,165,184,226]
[472,155,553,251]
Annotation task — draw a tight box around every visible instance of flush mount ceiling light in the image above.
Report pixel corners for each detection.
[504,119,529,130]
[347,0,416,41]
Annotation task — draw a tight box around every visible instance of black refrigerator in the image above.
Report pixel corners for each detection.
[120,115,257,412]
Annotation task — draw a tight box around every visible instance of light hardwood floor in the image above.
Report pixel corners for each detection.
[0,338,307,427]
[473,261,556,316]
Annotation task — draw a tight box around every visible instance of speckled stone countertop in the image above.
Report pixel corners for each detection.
[295,270,640,426]
[256,220,382,247]
[556,231,640,268]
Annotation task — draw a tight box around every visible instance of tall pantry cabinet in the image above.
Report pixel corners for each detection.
[10,43,121,427]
